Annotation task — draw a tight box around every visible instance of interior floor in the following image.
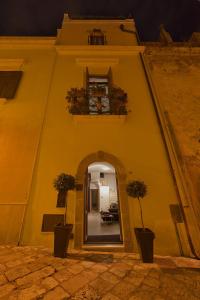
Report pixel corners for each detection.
[87,212,120,236]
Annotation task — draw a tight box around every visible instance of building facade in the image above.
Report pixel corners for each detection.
[0,15,199,256]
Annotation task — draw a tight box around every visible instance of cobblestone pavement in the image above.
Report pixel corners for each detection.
[0,246,200,299]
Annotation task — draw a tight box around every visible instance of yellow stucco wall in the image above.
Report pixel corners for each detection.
[0,18,189,256]
[0,44,55,243]
[22,44,182,255]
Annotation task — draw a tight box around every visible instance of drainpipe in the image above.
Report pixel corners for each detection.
[119,24,140,44]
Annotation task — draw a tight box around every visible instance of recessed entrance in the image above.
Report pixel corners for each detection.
[84,162,123,244]
[74,151,133,252]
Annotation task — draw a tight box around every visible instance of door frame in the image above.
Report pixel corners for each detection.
[74,151,133,252]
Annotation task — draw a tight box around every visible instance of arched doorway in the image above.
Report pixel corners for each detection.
[85,162,122,244]
[74,151,133,252]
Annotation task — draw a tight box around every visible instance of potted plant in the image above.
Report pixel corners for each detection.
[66,88,89,115]
[53,173,75,258]
[109,87,128,115]
[126,180,155,263]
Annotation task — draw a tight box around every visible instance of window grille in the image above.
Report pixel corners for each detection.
[86,68,112,114]
[88,29,106,45]
[66,68,127,115]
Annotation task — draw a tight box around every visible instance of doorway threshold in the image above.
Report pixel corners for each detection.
[86,235,122,243]
[82,244,125,252]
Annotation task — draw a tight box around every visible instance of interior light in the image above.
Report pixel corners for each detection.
[88,164,114,172]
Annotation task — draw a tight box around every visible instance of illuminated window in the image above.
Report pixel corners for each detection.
[87,68,112,114]
[0,71,23,99]
[88,29,106,45]
[67,68,128,116]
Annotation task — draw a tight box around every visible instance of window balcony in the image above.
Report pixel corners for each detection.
[72,114,127,123]
[66,86,128,117]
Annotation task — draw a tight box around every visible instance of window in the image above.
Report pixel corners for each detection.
[88,76,110,114]
[66,68,128,116]
[87,68,111,114]
[88,29,106,45]
[0,71,23,99]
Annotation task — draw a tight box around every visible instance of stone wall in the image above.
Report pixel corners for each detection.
[144,45,200,224]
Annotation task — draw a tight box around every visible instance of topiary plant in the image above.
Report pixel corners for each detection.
[53,173,75,224]
[53,173,75,192]
[126,180,147,230]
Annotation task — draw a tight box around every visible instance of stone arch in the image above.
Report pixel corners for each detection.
[74,151,133,252]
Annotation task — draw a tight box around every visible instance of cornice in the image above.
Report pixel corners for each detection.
[0,37,56,49]
[62,15,134,25]
[0,37,145,55]
[0,59,25,70]
[55,45,145,56]
[76,58,119,67]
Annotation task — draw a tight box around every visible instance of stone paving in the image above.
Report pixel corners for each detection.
[0,246,200,299]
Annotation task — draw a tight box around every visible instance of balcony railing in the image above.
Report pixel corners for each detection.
[66,86,128,115]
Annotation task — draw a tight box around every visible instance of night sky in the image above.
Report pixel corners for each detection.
[0,0,200,41]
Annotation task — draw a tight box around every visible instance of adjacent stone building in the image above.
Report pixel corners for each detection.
[143,30,200,257]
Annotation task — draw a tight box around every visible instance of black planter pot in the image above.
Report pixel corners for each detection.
[134,228,155,263]
[54,224,73,258]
